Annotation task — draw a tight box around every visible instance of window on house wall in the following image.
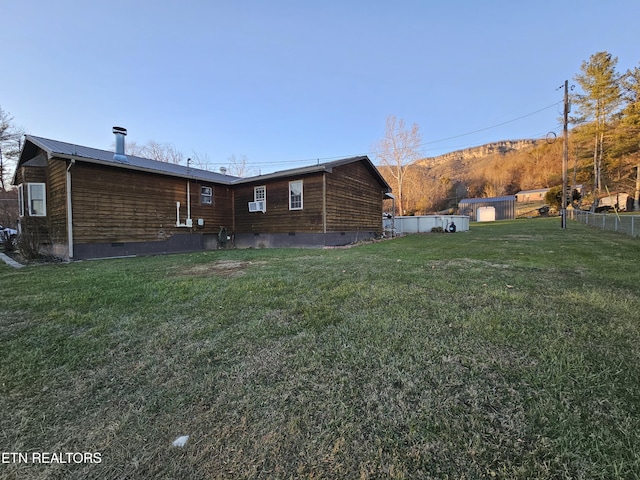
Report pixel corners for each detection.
[201,186,213,205]
[254,185,266,203]
[28,183,47,216]
[17,184,24,217]
[289,180,303,210]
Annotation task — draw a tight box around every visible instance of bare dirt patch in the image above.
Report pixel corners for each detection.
[430,258,512,270]
[177,260,266,278]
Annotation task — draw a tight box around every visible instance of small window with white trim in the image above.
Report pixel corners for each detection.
[201,186,213,205]
[28,183,47,216]
[289,180,303,210]
[254,185,266,203]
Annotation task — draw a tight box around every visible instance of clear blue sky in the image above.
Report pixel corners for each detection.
[1,0,638,174]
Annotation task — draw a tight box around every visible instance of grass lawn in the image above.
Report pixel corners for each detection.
[1,218,639,479]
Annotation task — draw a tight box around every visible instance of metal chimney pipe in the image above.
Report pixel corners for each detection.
[113,126,128,162]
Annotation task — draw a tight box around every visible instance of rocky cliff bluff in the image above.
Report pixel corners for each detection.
[418,139,537,167]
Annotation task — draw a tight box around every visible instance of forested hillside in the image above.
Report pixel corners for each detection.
[379,51,640,215]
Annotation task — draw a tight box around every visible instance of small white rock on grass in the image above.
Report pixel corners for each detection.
[172,435,189,447]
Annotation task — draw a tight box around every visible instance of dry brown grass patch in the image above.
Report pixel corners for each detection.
[176,260,266,278]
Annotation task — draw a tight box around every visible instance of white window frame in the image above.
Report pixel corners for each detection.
[289,180,303,210]
[201,186,213,205]
[254,185,266,203]
[28,182,47,217]
[18,184,24,217]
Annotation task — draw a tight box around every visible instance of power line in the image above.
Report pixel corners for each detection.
[421,102,562,147]
[235,101,563,168]
[422,123,565,157]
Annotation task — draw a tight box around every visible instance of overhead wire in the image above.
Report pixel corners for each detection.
[237,100,563,169]
[419,101,562,147]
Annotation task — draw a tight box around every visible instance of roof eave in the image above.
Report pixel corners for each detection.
[52,153,237,185]
[233,155,392,192]
[232,164,330,184]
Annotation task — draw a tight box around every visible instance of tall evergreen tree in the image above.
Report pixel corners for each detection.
[613,65,640,155]
[617,65,640,209]
[572,52,622,199]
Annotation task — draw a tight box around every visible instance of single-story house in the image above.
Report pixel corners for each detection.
[458,196,516,221]
[516,185,584,203]
[12,128,391,260]
[515,188,550,202]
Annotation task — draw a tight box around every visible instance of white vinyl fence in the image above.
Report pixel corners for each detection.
[568,210,640,237]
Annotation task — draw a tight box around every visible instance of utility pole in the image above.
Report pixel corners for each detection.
[0,144,4,191]
[561,80,569,229]
[634,159,639,211]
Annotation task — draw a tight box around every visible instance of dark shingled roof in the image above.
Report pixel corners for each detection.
[23,135,239,184]
[233,155,391,191]
[16,135,390,192]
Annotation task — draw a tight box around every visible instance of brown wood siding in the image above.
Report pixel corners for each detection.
[48,159,68,245]
[16,166,47,184]
[14,169,26,186]
[69,162,233,244]
[16,151,385,253]
[234,175,325,234]
[325,162,384,232]
[15,165,51,240]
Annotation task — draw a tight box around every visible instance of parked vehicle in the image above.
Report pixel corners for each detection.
[0,224,18,247]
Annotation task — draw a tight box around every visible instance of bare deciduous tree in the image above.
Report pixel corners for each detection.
[190,151,215,171]
[0,106,25,191]
[375,115,422,215]
[227,154,254,177]
[190,152,255,177]
[124,140,185,164]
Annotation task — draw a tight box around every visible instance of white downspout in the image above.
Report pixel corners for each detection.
[187,181,191,223]
[175,182,193,228]
[66,160,75,259]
